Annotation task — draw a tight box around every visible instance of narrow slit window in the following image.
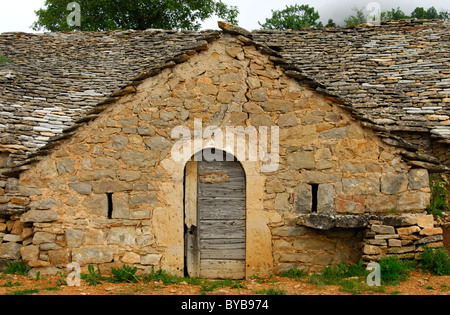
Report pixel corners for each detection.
[107,193,113,219]
[311,184,319,213]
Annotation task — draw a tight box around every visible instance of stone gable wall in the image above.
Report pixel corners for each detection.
[0,34,436,275]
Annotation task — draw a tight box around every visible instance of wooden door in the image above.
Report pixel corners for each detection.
[185,153,246,279]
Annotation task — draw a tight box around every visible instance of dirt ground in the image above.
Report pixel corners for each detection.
[0,270,448,296]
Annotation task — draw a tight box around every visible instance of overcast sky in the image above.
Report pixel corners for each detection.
[0,0,449,33]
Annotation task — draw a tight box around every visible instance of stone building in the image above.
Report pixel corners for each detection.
[0,20,448,278]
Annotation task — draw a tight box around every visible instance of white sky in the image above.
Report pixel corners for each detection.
[0,0,449,33]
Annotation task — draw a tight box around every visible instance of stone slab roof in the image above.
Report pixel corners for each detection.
[0,19,449,177]
[0,29,219,175]
[252,20,450,141]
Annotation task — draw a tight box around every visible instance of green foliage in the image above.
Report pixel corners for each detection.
[379,256,416,285]
[279,266,307,279]
[381,7,409,21]
[427,173,449,217]
[109,265,139,283]
[3,261,31,276]
[199,279,243,294]
[55,271,68,286]
[254,287,286,295]
[142,267,179,285]
[0,55,13,64]
[310,261,368,286]
[325,19,337,28]
[344,5,450,27]
[344,7,367,27]
[1,280,23,287]
[33,0,239,32]
[259,4,321,30]
[419,247,450,276]
[80,265,105,286]
[412,7,438,20]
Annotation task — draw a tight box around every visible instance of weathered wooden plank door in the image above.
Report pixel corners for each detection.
[185,153,246,279]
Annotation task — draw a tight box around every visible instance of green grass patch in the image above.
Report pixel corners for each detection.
[379,256,416,285]
[254,287,286,295]
[6,288,39,295]
[0,55,13,64]
[279,267,308,279]
[419,247,450,276]
[427,173,449,217]
[2,261,31,276]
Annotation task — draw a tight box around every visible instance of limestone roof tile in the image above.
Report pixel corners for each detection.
[0,19,449,177]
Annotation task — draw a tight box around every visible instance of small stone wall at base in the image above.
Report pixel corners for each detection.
[362,214,444,262]
[0,215,33,267]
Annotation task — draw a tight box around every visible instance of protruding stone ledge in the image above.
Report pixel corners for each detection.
[295,213,435,230]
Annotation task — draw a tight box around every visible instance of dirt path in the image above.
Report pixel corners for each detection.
[0,270,448,296]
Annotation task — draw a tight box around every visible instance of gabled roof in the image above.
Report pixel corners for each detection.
[0,29,219,175]
[0,19,449,178]
[252,20,450,141]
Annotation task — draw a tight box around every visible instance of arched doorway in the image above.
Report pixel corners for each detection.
[184,149,246,279]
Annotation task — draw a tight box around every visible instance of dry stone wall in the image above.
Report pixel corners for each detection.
[362,214,443,261]
[0,34,437,275]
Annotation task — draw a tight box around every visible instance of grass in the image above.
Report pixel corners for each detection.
[2,249,450,295]
[279,266,307,279]
[379,256,416,285]
[278,250,450,295]
[3,261,31,276]
[6,288,40,295]
[0,55,13,64]
[419,247,450,276]
[427,173,449,217]
[254,287,286,295]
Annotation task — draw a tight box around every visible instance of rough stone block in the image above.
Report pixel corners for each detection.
[388,239,402,247]
[121,252,141,264]
[271,226,309,237]
[3,234,22,243]
[107,227,136,246]
[141,254,162,266]
[20,245,39,262]
[45,249,70,265]
[318,127,347,140]
[0,242,22,260]
[408,169,429,189]
[33,232,56,245]
[65,229,83,247]
[56,158,74,175]
[415,215,434,229]
[21,210,57,223]
[266,179,285,194]
[72,246,114,266]
[69,183,92,195]
[294,183,312,214]
[287,150,315,170]
[419,227,443,236]
[274,193,290,211]
[363,245,383,255]
[371,224,396,235]
[398,192,430,211]
[317,184,334,214]
[342,178,380,195]
[381,173,408,194]
[277,113,298,128]
[397,226,421,235]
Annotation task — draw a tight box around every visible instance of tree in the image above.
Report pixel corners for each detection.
[381,7,409,21]
[411,6,449,20]
[258,4,321,30]
[344,7,366,27]
[325,19,337,28]
[32,0,239,32]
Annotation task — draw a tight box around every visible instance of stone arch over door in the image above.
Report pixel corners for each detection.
[184,149,246,279]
